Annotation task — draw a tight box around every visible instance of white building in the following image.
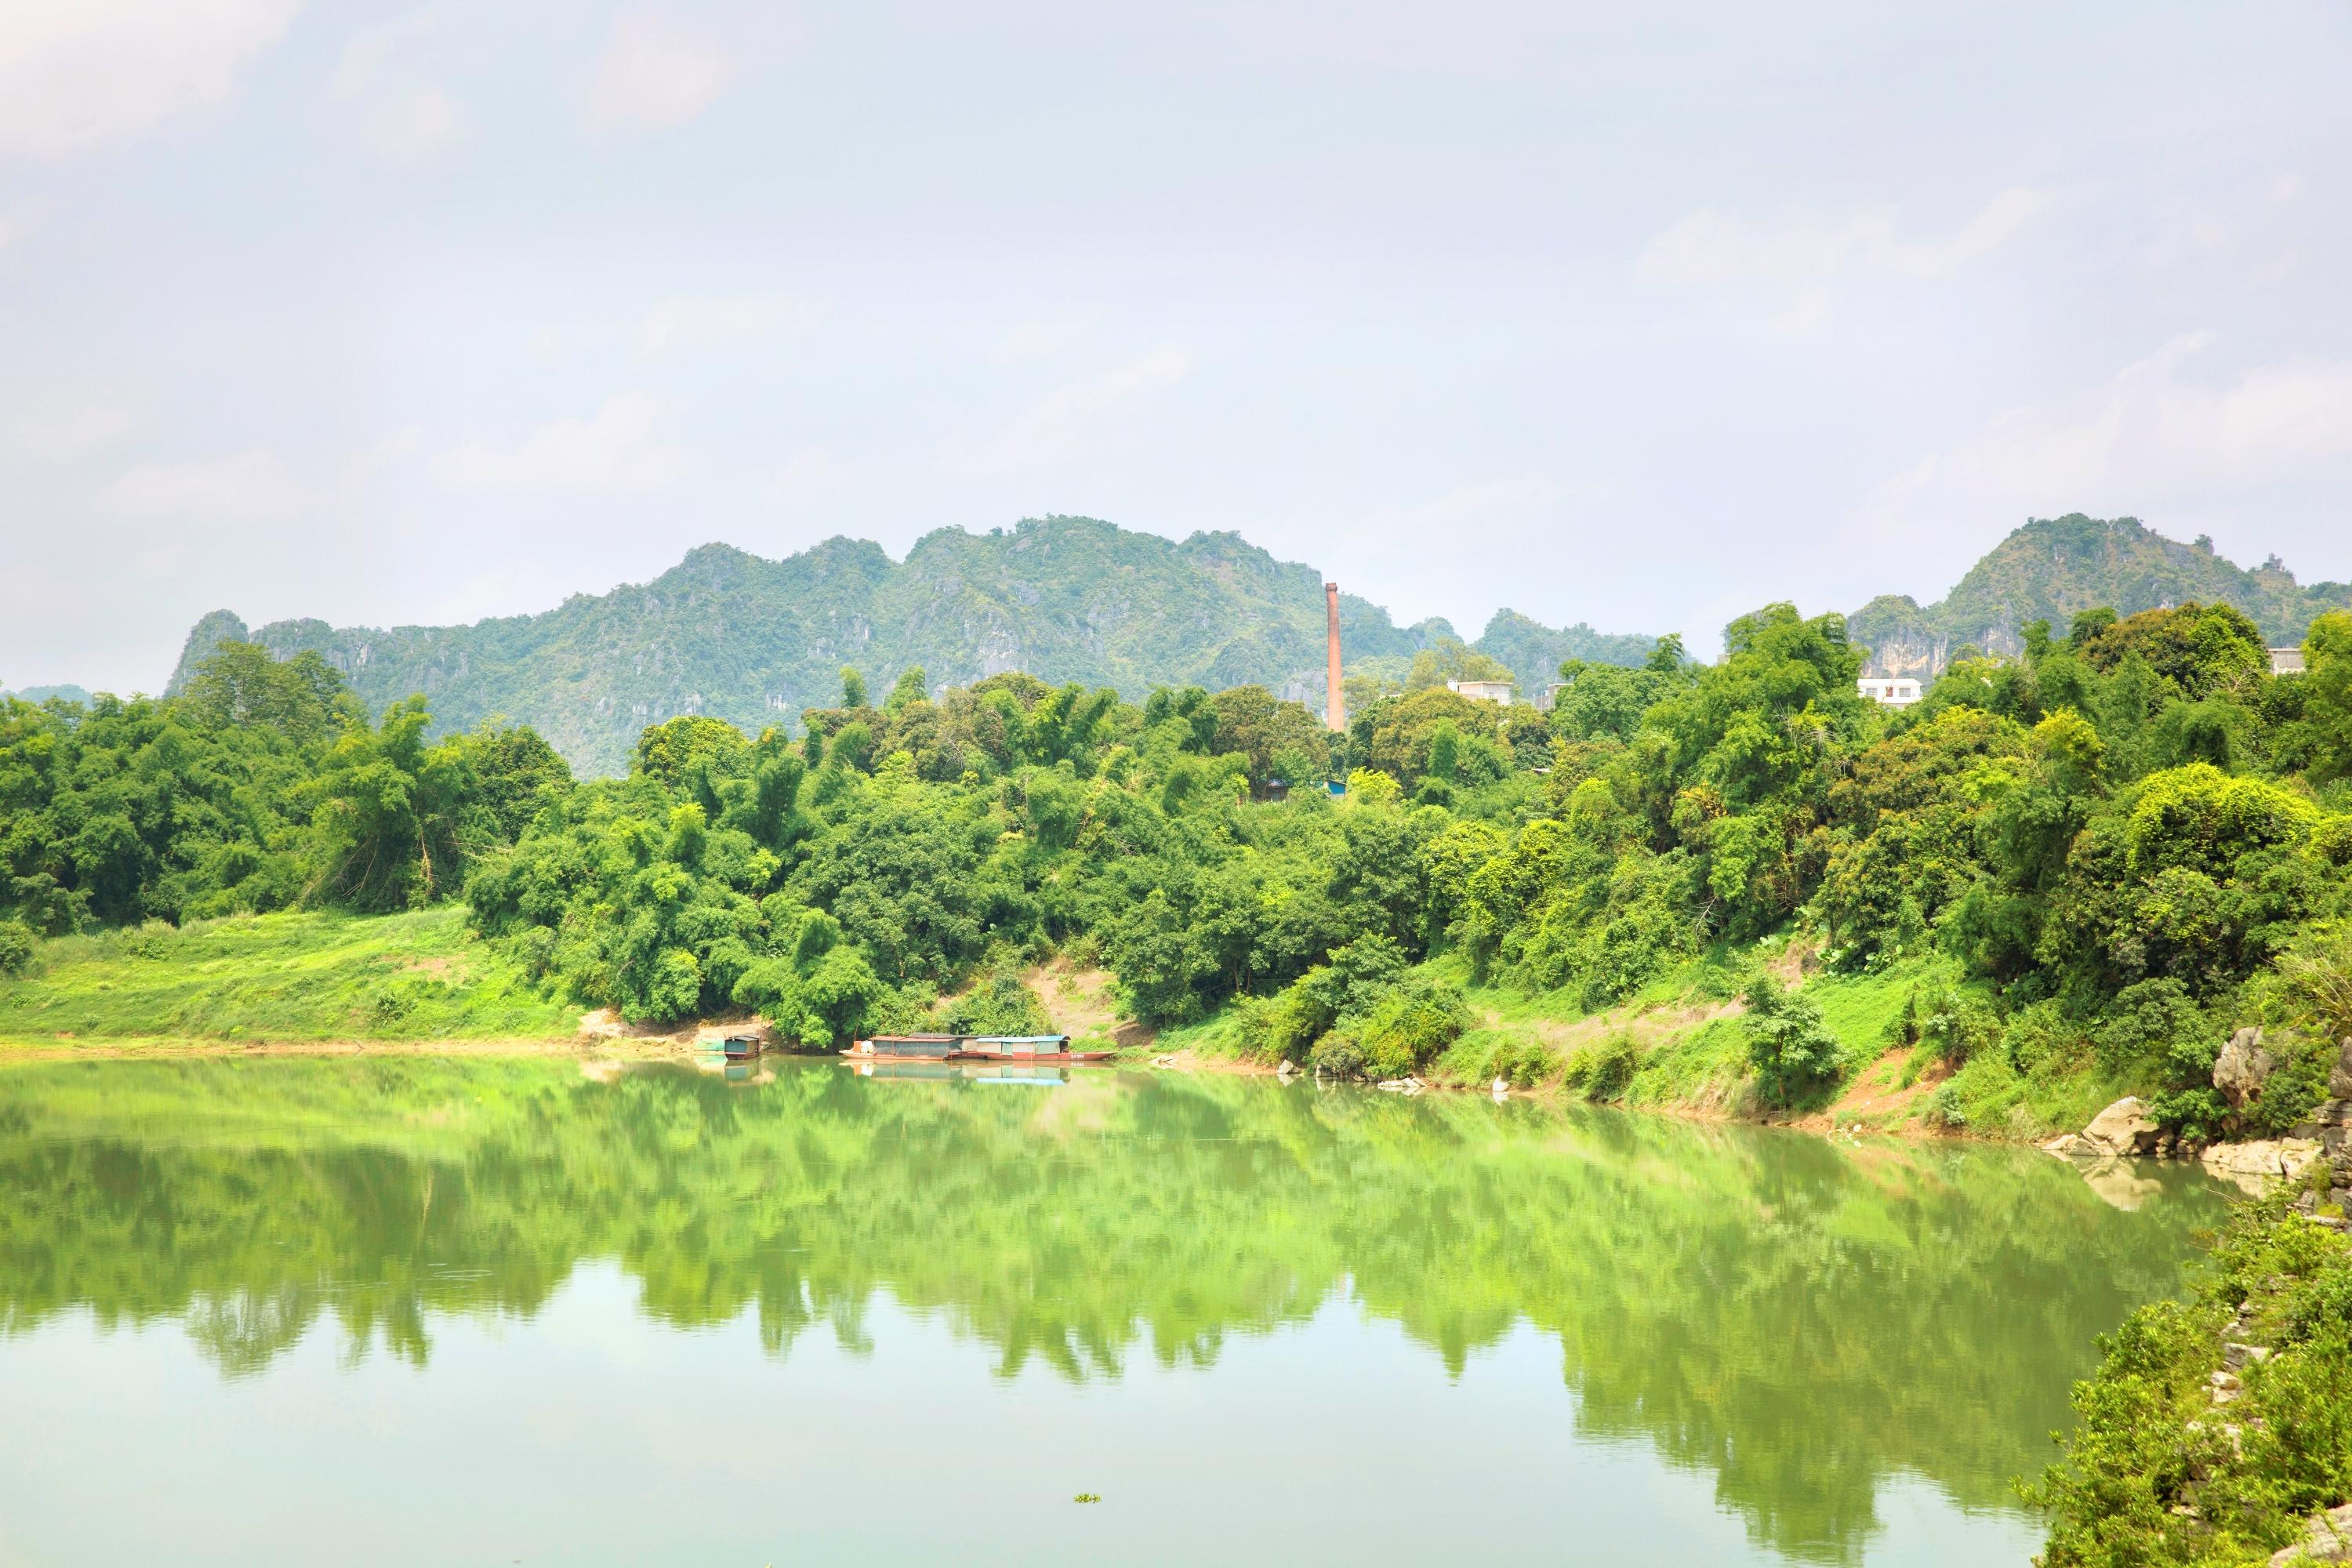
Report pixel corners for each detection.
[1858,677,1922,707]
[1446,679,1515,705]
[2270,648,2307,677]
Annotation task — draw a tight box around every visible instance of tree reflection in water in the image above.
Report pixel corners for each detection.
[0,1057,2225,1563]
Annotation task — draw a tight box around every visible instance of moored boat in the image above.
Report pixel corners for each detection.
[846,1033,1112,1064]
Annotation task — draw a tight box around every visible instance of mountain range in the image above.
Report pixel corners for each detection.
[1849,514,2350,677]
[166,517,1650,776]
[156,512,2351,777]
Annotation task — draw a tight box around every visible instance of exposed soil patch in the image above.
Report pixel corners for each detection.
[1795,1046,1951,1133]
[1029,958,1156,1049]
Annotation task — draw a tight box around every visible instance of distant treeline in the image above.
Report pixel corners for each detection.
[8,600,2352,1134]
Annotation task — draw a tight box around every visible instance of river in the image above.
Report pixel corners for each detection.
[0,1054,2228,1565]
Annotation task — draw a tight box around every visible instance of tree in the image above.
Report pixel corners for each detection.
[886,667,928,711]
[303,697,467,911]
[2303,611,2352,784]
[177,641,354,743]
[1742,977,1841,1105]
[1403,637,1515,694]
[840,667,869,710]
[633,716,749,788]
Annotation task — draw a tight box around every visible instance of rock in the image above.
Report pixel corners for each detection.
[2294,1101,2352,1154]
[2202,1138,2326,1192]
[2210,1369,2243,1404]
[2216,1027,2276,1110]
[1275,1059,1297,1078]
[2332,1040,2352,1101]
[2042,1133,2093,1159]
[2080,1157,2161,1211]
[2223,1341,2271,1371]
[1492,1076,1508,1095]
[2269,1502,2352,1565]
[2083,1097,2162,1157]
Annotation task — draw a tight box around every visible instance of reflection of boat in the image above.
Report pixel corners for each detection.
[850,1058,1072,1085]
[847,1034,1112,1065]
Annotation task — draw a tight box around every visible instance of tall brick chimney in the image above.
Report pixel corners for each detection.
[1324,581,1345,733]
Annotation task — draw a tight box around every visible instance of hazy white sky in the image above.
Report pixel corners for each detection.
[4,0,2350,693]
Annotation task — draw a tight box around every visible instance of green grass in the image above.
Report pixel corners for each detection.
[0,908,578,1046]
[1372,941,2140,1143]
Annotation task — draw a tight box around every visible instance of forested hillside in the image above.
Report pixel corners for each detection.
[1851,514,2352,678]
[164,517,1653,777]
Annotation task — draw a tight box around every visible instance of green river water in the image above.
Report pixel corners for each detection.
[0,1055,2229,1565]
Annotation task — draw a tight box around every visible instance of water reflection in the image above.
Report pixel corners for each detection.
[0,1057,2226,1563]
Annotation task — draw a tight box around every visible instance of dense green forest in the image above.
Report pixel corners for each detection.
[13,593,2352,1144]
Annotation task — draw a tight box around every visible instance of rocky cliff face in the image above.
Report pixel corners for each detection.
[165,516,1654,776]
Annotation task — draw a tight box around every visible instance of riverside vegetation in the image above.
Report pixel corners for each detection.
[9,586,2352,1562]
[5,600,2352,1140]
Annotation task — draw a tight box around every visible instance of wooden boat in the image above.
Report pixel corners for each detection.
[846,1033,1112,1065]
[720,1034,762,1061]
[945,1048,1113,1063]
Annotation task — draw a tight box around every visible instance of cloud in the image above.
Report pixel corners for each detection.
[639,292,822,356]
[587,13,736,131]
[1858,334,2352,537]
[325,9,470,168]
[1214,0,1606,76]
[992,307,1105,365]
[0,0,301,158]
[1640,187,2055,287]
[9,405,136,464]
[430,393,688,492]
[764,446,851,509]
[953,347,1193,474]
[97,448,311,523]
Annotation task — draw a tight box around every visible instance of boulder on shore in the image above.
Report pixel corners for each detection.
[2082,1097,2162,1157]
[2288,1099,2352,1152]
[2214,1027,2275,1110]
[2269,1502,2352,1565]
[2332,1040,2352,1102]
[2201,1138,2325,1194]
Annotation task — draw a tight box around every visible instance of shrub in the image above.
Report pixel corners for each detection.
[1742,977,1842,1105]
[1306,1034,1368,1079]
[1489,1035,1558,1088]
[1351,979,1472,1079]
[2092,978,2206,1078]
[0,919,34,978]
[2000,1001,2087,1076]
[2277,926,2352,1045]
[1562,1033,1639,1101]
[939,961,1051,1036]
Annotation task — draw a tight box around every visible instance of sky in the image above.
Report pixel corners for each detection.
[3,0,2350,695]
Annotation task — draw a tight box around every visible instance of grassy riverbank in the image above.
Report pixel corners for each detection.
[1159,938,2150,1142]
[0,908,2163,1147]
[0,908,576,1047]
